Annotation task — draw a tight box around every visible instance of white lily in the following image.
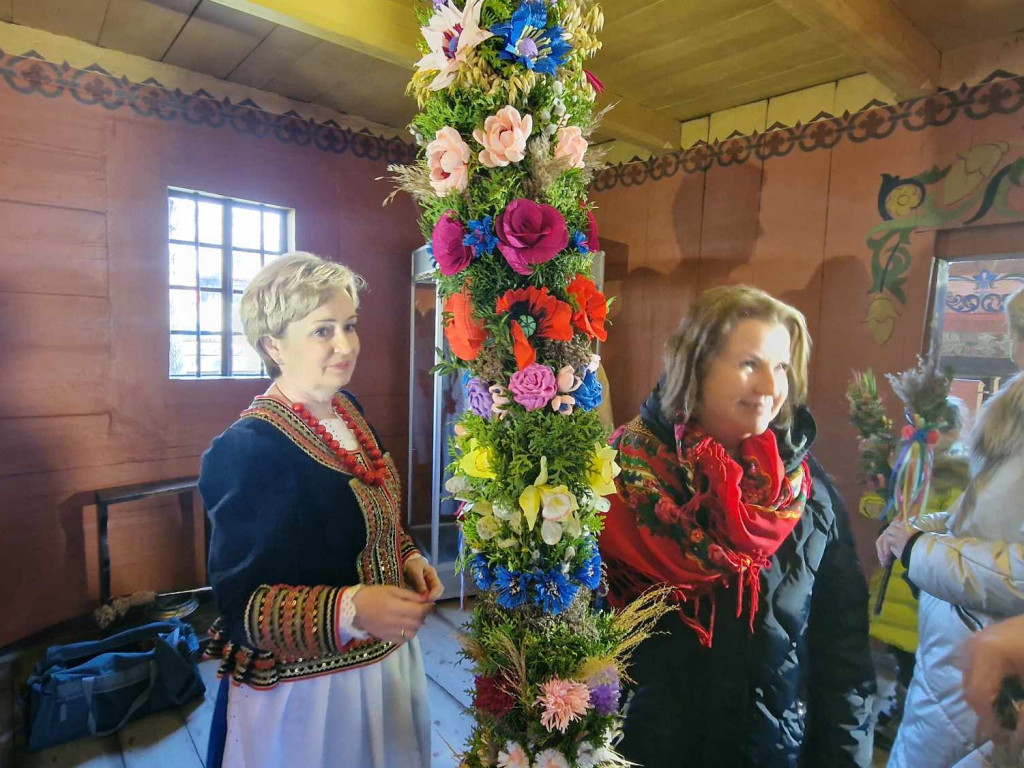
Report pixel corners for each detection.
[416,0,493,91]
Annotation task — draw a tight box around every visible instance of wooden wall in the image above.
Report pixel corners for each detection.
[0,84,421,648]
[594,88,1024,572]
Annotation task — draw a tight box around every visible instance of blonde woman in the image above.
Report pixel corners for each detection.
[600,285,876,768]
[201,253,442,768]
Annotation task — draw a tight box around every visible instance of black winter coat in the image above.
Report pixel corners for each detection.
[611,395,876,768]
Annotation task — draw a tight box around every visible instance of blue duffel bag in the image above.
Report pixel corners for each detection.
[24,619,205,751]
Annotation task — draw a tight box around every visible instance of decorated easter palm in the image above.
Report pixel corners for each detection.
[391,1,668,765]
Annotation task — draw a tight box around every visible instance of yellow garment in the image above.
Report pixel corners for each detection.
[867,485,965,653]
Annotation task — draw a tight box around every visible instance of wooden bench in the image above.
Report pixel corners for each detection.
[94,477,204,603]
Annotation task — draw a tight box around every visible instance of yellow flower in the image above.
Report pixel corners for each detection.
[460,439,496,479]
[588,444,621,497]
[519,456,549,531]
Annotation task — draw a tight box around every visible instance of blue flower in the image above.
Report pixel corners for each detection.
[532,568,578,614]
[572,550,601,590]
[470,554,494,590]
[492,0,571,76]
[463,216,499,256]
[494,566,532,610]
[572,230,590,254]
[574,369,603,412]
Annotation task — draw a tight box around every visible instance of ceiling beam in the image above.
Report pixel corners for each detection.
[772,0,940,99]
[208,0,680,152]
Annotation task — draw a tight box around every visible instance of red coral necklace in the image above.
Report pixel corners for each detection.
[288,397,386,487]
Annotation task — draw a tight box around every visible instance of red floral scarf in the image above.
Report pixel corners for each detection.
[600,417,811,647]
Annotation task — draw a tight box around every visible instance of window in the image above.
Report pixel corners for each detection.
[927,253,1024,412]
[167,190,290,378]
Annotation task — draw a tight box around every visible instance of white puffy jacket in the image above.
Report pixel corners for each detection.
[888,374,1024,768]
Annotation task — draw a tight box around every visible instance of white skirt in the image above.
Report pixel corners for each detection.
[221,639,431,768]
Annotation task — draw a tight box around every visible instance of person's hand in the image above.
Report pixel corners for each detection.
[351,585,433,644]
[876,520,917,566]
[405,556,444,601]
[962,615,1024,736]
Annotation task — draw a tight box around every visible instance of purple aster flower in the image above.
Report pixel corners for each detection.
[465,376,494,418]
[588,681,620,715]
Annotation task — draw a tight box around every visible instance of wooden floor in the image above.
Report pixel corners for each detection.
[16,601,475,768]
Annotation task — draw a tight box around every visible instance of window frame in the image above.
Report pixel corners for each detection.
[167,188,290,379]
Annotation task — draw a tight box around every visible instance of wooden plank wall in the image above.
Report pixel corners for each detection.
[0,85,421,648]
[593,106,1024,573]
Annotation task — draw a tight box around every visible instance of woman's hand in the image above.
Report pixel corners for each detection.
[350,585,433,644]
[875,520,917,567]
[405,556,444,601]
[962,615,1024,736]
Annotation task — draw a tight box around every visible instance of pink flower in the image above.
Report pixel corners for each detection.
[550,394,575,416]
[536,677,591,733]
[474,106,533,168]
[533,749,570,768]
[556,364,581,394]
[584,69,604,95]
[427,127,471,196]
[495,198,569,275]
[554,126,587,170]
[498,742,529,768]
[508,364,557,412]
[432,211,474,276]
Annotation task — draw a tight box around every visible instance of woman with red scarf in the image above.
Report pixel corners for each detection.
[600,285,876,768]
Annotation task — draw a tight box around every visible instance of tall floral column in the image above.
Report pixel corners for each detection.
[393,2,665,766]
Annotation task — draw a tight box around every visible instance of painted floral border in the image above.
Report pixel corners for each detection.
[593,70,1024,191]
[0,47,418,164]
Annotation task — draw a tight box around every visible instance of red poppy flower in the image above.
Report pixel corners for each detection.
[566,274,608,342]
[496,286,573,370]
[444,289,488,361]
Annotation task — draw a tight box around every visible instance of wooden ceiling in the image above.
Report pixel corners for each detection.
[5,0,1024,152]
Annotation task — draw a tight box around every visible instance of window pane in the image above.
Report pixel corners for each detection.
[232,334,262,375]
[169,335,198,376]
[263,252,280,265]
[233,250,262,291]
[169,289,197,332]
[198,246,223,288]
[169,243,197,287]
[199,291,223,333]
[232,293,244,334]
[168,197,196,241]
[232,206,261,249]
[200,336,223,377]
[263,211,282,252]
[198,200,223,245]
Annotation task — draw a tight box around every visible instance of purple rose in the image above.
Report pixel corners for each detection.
[508,363,557,411]
[494,198,569,276]
[432,211,475,276]
[465,377,493,418]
